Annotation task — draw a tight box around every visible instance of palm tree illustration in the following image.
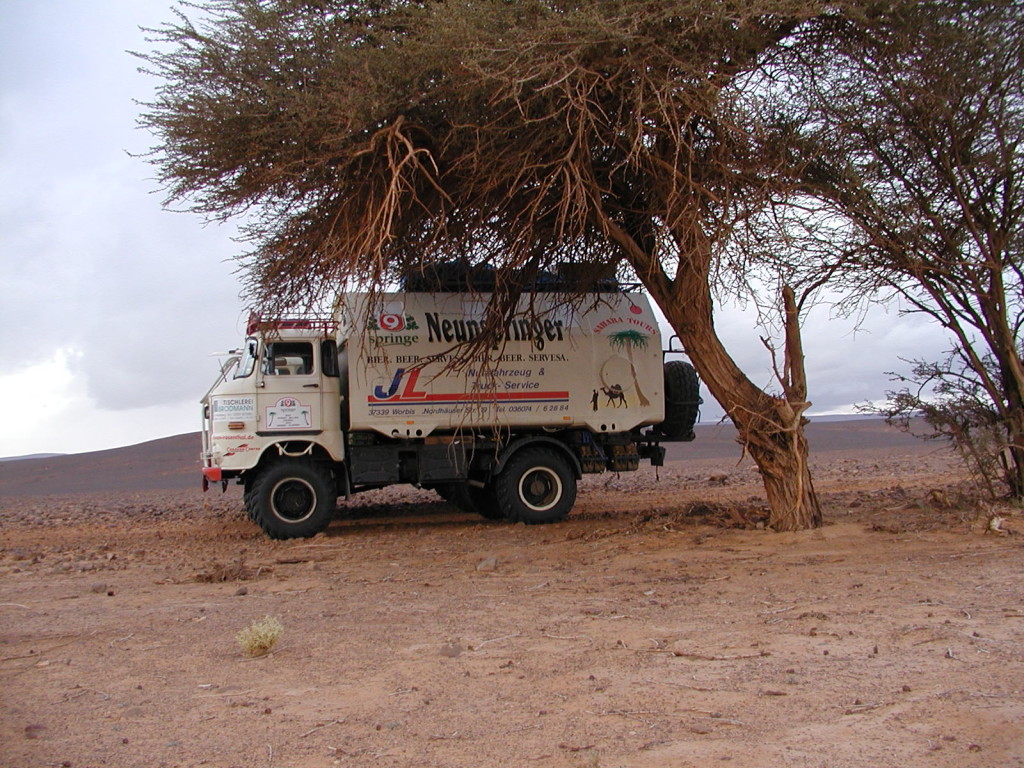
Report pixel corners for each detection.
[608,329,651,407]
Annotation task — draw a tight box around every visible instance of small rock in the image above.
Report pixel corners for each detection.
[235,586,248,596]
[90,583,108,594]
[476,557,498,572]
[24,724,45,740]
[439,643,463,658]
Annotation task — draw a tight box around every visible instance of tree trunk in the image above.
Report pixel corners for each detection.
[991,321,1024,498]
[999,391,1024,498]
[627,241,822,531]
[731,387,822,532]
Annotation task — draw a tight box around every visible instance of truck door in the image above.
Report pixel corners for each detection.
[256,339,324,436]
[318,338,343,442]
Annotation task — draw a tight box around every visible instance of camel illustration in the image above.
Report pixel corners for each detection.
[601,384,627,408]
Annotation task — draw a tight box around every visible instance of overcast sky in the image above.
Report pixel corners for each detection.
[0,1,953,458]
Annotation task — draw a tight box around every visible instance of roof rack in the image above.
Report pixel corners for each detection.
[246,313,338,335]
[401,261,627,294]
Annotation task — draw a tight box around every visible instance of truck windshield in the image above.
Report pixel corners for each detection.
[234,338,258,379]
[262,341,315,375]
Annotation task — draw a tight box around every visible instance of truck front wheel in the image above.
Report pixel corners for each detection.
[495,448,576,524]
[249,460,336,539]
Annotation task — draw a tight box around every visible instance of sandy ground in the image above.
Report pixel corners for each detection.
[2,435,1023,768]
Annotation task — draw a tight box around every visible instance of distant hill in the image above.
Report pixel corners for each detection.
[0,453,66,463]
[0,419,938,498]
[0,433,201,497]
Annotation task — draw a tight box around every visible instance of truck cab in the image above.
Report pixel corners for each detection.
[202,318,343,485]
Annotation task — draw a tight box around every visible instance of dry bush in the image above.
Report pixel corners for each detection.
[236,615,283,657]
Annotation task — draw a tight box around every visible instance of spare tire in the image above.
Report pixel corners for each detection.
[655,360,702,439]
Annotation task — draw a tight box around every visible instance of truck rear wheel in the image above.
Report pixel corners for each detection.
[495,448,576,524]
[465,482,503,520]
[249,460,336,539]
[436,483,504,520]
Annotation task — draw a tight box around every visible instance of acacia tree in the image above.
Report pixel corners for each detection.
[136,0,883,530]
[751,0,1024,496]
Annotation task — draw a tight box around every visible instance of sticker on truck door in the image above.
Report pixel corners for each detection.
[266,397,312,429]
[212,396,256,422]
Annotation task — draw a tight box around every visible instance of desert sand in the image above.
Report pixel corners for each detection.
[1,420,1022,768]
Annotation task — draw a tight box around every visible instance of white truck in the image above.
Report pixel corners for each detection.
[201,278,701,538]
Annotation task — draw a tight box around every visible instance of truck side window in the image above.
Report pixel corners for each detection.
[321,340,339,377]
[234,338,258,379]
[262,341,314,375]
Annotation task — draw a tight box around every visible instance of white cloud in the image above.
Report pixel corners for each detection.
[0,349,202,456]
[0,352,80,450]
[0,0,245,454]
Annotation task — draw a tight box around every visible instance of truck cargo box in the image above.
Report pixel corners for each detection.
[340,291,665,438]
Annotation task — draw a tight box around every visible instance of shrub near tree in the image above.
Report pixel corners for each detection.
[140,1,961,530]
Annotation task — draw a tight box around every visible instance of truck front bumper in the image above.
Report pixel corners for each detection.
[202,466,222,491]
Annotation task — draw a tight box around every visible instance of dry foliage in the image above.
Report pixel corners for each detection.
[236,615,284,658]
[194,557,258,583]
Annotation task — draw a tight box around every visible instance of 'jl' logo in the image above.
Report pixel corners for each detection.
[374,368,427,400]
